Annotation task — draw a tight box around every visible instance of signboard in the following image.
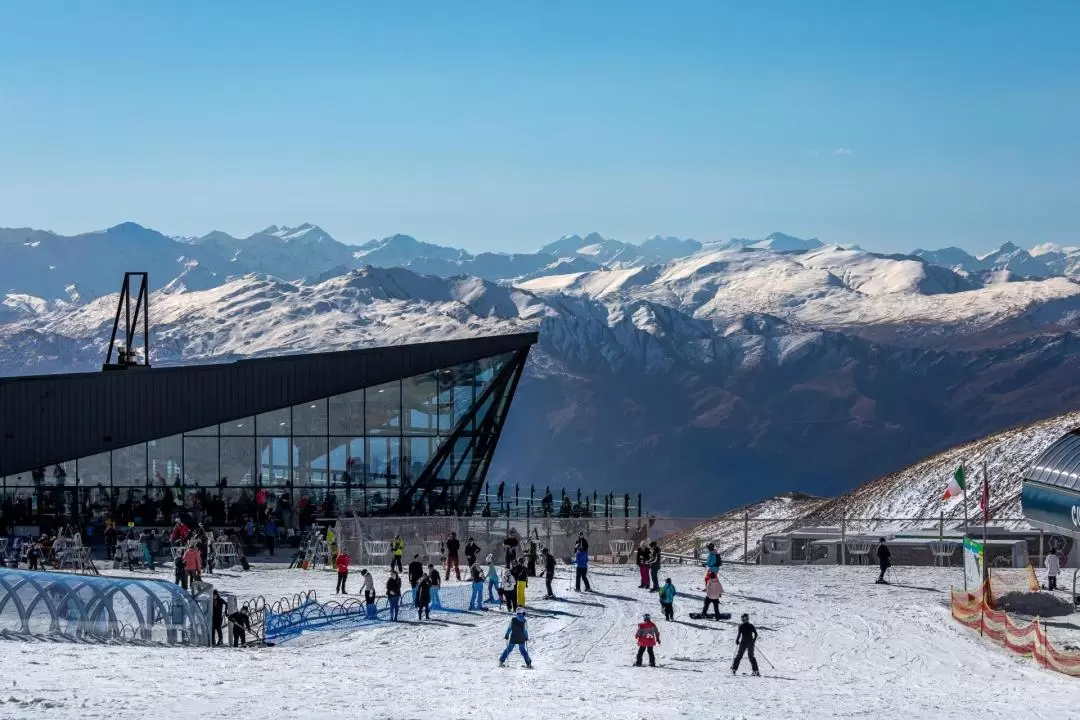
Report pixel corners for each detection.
[963,537,984,592]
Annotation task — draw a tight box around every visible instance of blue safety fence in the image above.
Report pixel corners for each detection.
[261,582,486,643]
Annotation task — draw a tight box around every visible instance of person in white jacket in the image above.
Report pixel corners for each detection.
[1045,551,1062,591]
[360,569,378,618]
[486,554,501,604]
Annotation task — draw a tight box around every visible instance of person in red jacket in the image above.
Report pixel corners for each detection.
[635,613,661,667]
[336,550,350,593]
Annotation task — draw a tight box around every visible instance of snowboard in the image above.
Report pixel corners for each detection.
[688,612,731,620]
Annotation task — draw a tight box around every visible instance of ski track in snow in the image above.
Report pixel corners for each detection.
[0,563,1076,720]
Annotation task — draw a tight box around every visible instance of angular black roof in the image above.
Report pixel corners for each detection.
[1024,428,1080,492]
[0,332,537,478]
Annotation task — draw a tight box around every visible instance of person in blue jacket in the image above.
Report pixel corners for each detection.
[704,543,720,574]
[499,608,532,667]
[575,548,592,592]
[485,554,501,604]
[659,577,676,621]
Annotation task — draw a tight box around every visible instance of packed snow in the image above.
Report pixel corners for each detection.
[1,561,1076,719]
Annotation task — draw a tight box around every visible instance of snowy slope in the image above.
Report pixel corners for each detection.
[1,562,1076,720]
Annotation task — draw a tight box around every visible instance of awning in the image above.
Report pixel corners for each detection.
[1021,481,1080,533]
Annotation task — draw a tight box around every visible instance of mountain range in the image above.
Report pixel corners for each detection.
[1,221,1080,514]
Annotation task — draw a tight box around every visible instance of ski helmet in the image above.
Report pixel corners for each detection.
[643,613,651,621]
[516,608,525,617]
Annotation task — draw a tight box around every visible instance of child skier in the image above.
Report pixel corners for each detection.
[659,578,676,621]
[634,613,661,667]
[416,575,433,620]
[499,608,532,668]
[702,572,723,619]
[732,613,760,676]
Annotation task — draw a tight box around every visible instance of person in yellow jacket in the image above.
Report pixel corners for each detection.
[326,527,337,564]
[391,535,405,572]
[511,558,529,607]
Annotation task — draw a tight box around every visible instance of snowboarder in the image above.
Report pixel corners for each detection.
[575,547,592,592]
[360,569,377,618]
[408,554,424,603]
[486,554,501,603]
[702,572,723,619]
[464,537,481,567]
[511,558,529,608]
[1045,550,1061,591]
[445,532,461,581]
[876,538,891,584]
[634,613,661,667]
[732,613,759,675]
[636,542,651,589]
[336,549,350,593]
[229,604,252,647]
[416,575,432,620]
[659,578,676,621]
[542,548,557,599]
[386,570,402,621]
[390,534,405,572]
[428,564,442,609]
[499,608,532,667]
[212,589,228,646]
[649,541,662,591]
[469,561,485,610]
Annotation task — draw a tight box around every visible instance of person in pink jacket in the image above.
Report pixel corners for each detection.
[701,572,723,619]
[183,546,203,587]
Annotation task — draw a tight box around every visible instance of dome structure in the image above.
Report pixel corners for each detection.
[1025,429,1080,491]
[0,568,210,645]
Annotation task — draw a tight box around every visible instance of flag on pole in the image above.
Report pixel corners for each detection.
[943,464,966,501]
[980,470,991,523]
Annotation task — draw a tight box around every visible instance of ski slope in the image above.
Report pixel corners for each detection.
[0,562,1075,719]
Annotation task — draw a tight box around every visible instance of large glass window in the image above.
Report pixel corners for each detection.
[438,362,476,435]
[366,380,401,434]
[76,451,111,489]
[220,437,256,488]
[329,437,364,488]
[256,407,291,436]
[293,399,328,436]
[403,371,440,435]
[148,434,183,485]
[183,436,219,486]
[258,437,291,486]
[329,389,364,436]
[294,437,329,486]
[112,443,147,487]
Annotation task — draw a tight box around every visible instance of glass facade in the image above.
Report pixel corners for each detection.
[0,350,524,532]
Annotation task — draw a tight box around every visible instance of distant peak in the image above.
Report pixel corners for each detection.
[108,221,149,233]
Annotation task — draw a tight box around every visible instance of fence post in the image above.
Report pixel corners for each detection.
[840,507,846,566]
[743,512,749,564]
[638,493,642,519]
[526,502,531,538]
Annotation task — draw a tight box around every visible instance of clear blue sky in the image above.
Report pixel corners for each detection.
[1,1,1078,254]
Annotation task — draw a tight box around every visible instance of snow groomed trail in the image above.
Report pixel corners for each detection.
[0,563,1076,719]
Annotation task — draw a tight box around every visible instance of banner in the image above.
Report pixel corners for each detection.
[963,537,983,592]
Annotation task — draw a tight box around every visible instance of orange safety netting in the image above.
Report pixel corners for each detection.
[950,583,1080,677]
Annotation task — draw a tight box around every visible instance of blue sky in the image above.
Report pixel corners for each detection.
[1,1,1078,254]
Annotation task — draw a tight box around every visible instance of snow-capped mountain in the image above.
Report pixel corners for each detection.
[2,221,1080,514]
[666,408,1080,559]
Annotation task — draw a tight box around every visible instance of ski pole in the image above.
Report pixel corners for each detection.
[755,646,776,669]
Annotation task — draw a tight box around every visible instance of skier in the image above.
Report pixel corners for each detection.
[360,569,377,618]
[542,547,557,599]
[445,532,461,581]
[499,608,532,668]
[486,554,501,603]
[229,604,252,647]
[502,566,517,611]
[390,534,405,572]
[659,577,676,621]
[636,542,651,589]
[464,537,481,567]
[876,538,891,584]
[428,564,442,609]
[416,574,432,620]
[183,544,203,587]
[704,543,720,583]
[649,541,662,592]
[634,613,661,667]
[386,570,402,621]
[212,589,228,646]
[575,546,592,592]
[468,561,486,610]
[732,613,760,676]
[408,554,424,603]
[1045,550,1061,591]
[702,572,723,619]
[336,548,350,594]
[511,558,529,608]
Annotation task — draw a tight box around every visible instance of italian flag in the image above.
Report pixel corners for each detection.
[943,464,965,501]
